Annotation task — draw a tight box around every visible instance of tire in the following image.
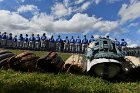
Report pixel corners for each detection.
[15,52,33,58]
[37,52,64,73]
[8,52,39,72]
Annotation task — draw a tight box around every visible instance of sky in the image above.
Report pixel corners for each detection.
[0,0,140,47]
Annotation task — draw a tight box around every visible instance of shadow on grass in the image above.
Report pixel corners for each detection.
[102,67,140,83]
[0,82,111,93]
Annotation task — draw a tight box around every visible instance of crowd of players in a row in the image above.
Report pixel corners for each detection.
[0,32,127,53]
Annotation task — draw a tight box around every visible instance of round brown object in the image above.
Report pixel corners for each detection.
[37,52,64,73]
[8,51,40,72]
[63,54,85,74]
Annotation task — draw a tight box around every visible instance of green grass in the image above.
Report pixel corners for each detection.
[0,49,140,93]
[0,70,140,93]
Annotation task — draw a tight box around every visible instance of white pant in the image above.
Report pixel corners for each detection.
[35,42,41,49]
[82,44,88,52]
[23,42,29,48]
[29,41,35,49]
[64,43,69,52]
[41,41,46,48]
[17,41,23,48]
[70,43,75,52]
[76,44,81,52]
[56,43,61,51]
[1,39,7,47]
[121,46,127,50]
[13,41,17,48]
[7,40,13,47]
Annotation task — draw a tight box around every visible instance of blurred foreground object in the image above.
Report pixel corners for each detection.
[37,52,64,73]
[63,54,86,74]
[8,52,40,72]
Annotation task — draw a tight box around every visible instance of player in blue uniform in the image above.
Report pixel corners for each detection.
[1,32,8,47]
[7,33,13,48]
[23,34,29,49]
[89,36,95,43]
[70,36,75,52]
[114,38,120,48]
[56,35,62,51]
[49,35,55,51]
[29,34,35,49]
[35,34,41,50]
[63,36,69,52]
[75,36,81,53]
[41,33,47,50]
[17,34,24,49]
[121,39,127,49]
[82,35,88,53]
[13,35,18,48]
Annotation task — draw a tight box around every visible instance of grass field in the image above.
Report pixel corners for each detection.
[0,49,140,93]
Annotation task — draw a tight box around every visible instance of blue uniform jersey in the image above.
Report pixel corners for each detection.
[64,39,69,43]
[2,34,7,39]
[89,38,95,43]
[8,36,12,40]
[115,41,120,46]
[70,39,75,43]
[49,38,55,43]
[121,41,127,46]
[13,37,17,42]
[36,36,40,41]
[82,38,88,44]
[18,36,24,41]
[76,38,81,44]
[24,37,28,42]
[56,38,62,43]
[41,36,47,41]
[29,36,35,41]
